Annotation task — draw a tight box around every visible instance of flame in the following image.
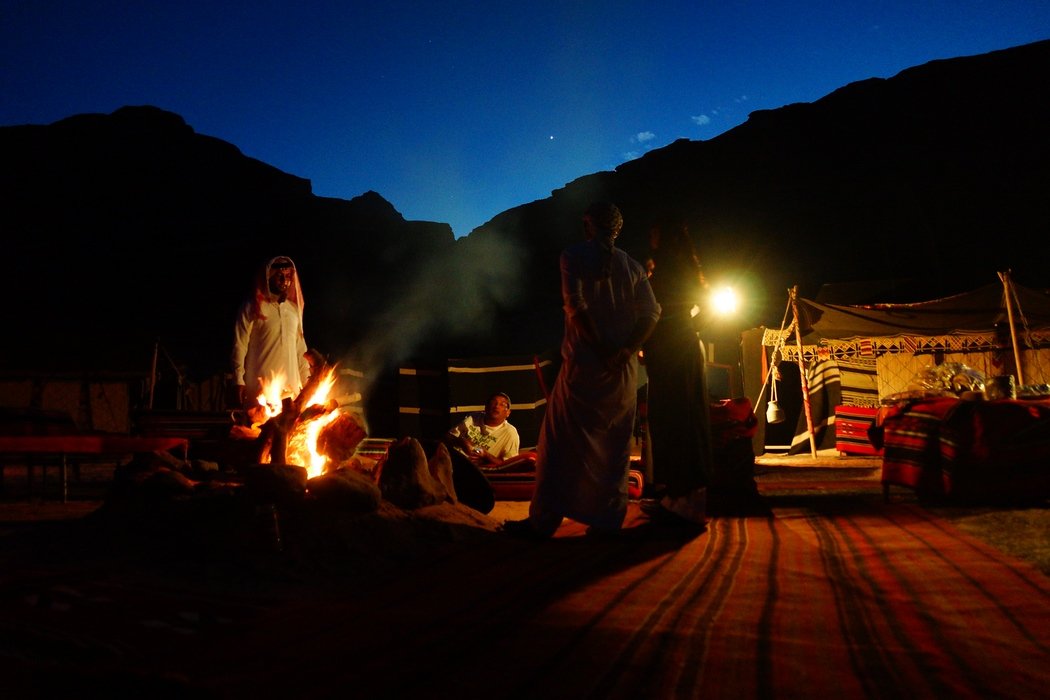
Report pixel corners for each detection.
[256,366,342,479]
[255,369,290,421]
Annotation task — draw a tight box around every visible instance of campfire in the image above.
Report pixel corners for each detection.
[231,350,368,478]
[97,349,499,565]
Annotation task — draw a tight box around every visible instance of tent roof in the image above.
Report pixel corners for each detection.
[795,282,1050,340]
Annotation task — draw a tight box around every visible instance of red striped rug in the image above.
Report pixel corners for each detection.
[205,501,1049,698]
[2,492,1047,698]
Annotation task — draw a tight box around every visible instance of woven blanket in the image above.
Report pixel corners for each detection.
[207,502,1049,698]
[5,494,1046,698]
[878,397,1050,502]
[835,405,882,456]
[939,398,1050,500]
[876,398,958,497]
[789,358,841,454]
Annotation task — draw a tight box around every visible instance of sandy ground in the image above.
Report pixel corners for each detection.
[754,449,881,469]
[489,499,529,522]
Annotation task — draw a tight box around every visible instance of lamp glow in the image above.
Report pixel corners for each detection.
[709,286,740,316]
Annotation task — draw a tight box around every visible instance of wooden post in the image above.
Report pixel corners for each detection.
[998,270,1026,386]
[148,340,159,410]
[790,286,818,457]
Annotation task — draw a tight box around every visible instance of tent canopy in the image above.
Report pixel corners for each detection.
[795,282,1050,340]
[746,278,1050,456]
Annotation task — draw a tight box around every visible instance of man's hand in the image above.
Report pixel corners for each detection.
[472,447,503,467]
[447,434,481,460]
[607,346,638,369]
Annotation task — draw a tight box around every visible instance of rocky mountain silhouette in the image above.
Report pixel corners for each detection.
[4,39,1049,401]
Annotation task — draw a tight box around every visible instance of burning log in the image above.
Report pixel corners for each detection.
[243,349,367,473]
[316,412,368,465]
[257,396,298,466]
[224,350,490,515]
[292,348,330,415]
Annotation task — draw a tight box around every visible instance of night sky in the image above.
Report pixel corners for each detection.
[3,2,1049,238]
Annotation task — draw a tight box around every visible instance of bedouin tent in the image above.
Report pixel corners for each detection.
[742,274,1050,456]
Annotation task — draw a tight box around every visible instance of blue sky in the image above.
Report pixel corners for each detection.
[3,1,1049,238]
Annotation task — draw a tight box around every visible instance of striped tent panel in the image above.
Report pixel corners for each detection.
[838,356,880,407]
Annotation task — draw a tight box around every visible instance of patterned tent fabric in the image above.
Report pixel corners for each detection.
[764,282,1050,363]
[788,358,840,454]
[757,282,1050,453]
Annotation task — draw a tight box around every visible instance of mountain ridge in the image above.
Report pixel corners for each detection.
[4,39,1048,395]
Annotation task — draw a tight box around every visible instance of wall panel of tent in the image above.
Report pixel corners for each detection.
[744,281,1050,455]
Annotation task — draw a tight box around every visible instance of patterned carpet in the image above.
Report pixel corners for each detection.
[1,462,1048,698]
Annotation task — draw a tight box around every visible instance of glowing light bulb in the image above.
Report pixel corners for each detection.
[710,286,740,316]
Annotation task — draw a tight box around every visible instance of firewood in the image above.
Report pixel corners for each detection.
[316,412,368,466]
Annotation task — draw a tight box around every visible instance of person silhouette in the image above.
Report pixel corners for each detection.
[231,255,311,409]
[504,201,661,539]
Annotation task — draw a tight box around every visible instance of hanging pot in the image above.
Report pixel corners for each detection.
[766,400,785,424]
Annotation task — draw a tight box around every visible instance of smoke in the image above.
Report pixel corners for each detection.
[337,228,528,403]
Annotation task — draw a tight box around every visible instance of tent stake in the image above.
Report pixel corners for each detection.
[790,286,818,457]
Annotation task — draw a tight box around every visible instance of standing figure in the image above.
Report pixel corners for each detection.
[231,255,311,408]
[641,219,713,525]
[504,201,661,539]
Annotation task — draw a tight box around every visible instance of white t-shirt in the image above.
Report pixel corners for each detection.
[448,415,520,460]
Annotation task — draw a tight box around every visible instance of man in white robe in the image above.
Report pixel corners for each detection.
[504,202,660,538]
[231,255,310,408]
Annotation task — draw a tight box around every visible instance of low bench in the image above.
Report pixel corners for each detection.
[0,408,187,502]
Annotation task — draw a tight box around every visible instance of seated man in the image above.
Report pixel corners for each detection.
[444,391,521,469]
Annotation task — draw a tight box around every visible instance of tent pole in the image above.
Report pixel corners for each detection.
[149,340,159,410]
[999,270,1026,386]
[790,286,818,457]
